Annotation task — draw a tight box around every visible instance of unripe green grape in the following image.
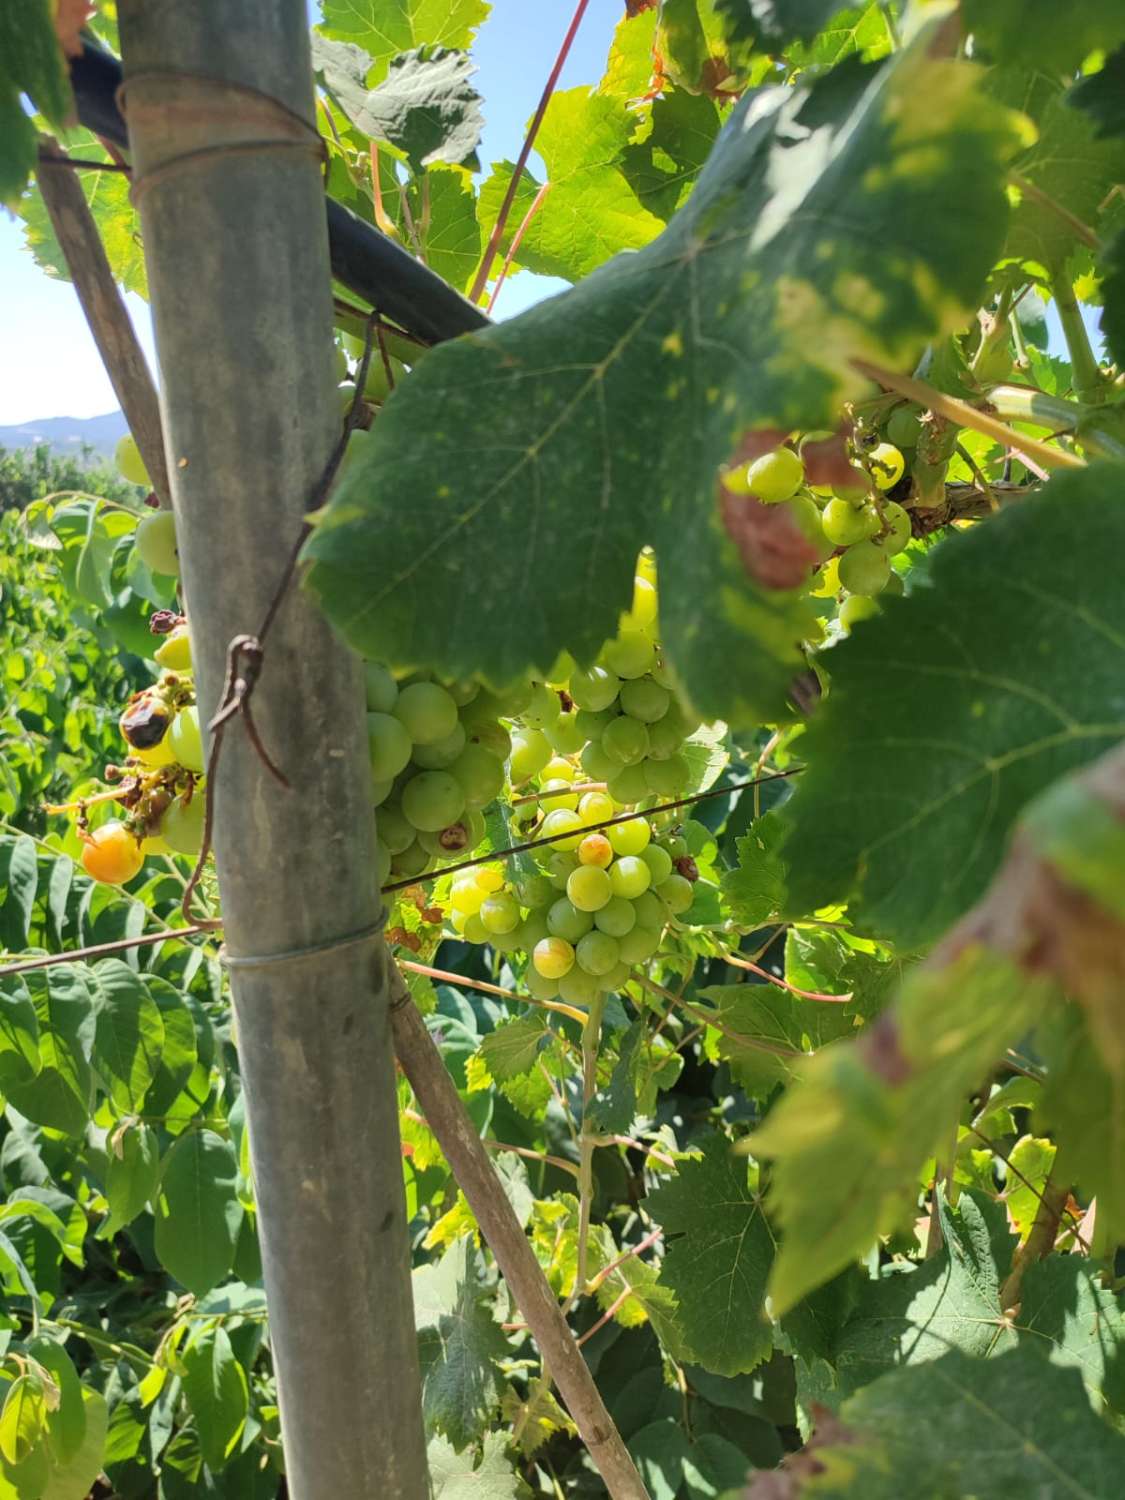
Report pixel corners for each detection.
[371,778,393,807]
[602,715,649,765]
[153,626,192,672]
[574,708,614,740]
[521,917,551,958]
[646,716,685,760]
[607,765,650,805]
[393,682,458,745]
[368,712,414,781]
[610,855,651,899]
[577,833,613,868]
[657,873,694,915]
[576,930,619,977]
[838,541,891,595]
[161,793,205,855]
[631,890,664,928]
[558,966,601,1005]
[375,839,391,889]
[463,912,488,944]
[135,511,180,576]
[868,441,905,491]
[600,960,631,992]
[401,770,466,832]
[660,834,688,861]
[607,816,650,857]
[831,467,870,503]
[540,778,579,813]
[578,791,615,824]
[116,433,150,486]
[466,721,512,760]
[567,864,613,912]
[169,706,206,773]
[543,756,578,783]
[619,678,670,724]
[822,498,880,546]
[547,897,594,943]
[883,569,905,597]
[391,840,431,879]
[522,681,560,729]
[594,896,636,937]
[603,629,656,680]
[745,446,804,503]
[451,879,486,915]
[641,845,673,884]
[644,754,689,797]
[625,575,658,631]
[516,874,553,909]
[534,936,575,979]
[886,405,923,448]
[838,593,881,632]
[540,807,584,850]
[412,721,467,769]
[568,665,620,712]
[545,850,579,888]
[490,925,523,954]
[580,742,619,783]
[475,866,505,893]
[481,893,521,934]
[872,501,911,556]
[783,494,833,563]
[449,744,505,808]
[617,925,661,963]
[546,711,585,755]
[510,729,552,783]
[525,965,560,1002]
[376,801,416,855]
[445,679,479,707]
[364,662,398,713]
[363,354,408,402]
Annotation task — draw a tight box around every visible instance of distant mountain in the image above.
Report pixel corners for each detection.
[0,411,128,460]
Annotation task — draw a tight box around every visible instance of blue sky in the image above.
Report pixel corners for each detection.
[0,0,620,424]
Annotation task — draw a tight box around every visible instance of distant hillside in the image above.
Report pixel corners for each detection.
[0,410,128,460]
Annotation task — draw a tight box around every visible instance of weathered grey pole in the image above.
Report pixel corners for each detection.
[115,6,430,1496]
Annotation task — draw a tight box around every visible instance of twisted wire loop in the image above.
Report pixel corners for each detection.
[219,912,388,973]
[115,69,326,206]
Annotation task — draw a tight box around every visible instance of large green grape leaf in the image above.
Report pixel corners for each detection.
[428,1431,522,1499]
[697,979,866,1101]
[781,469,1125,948]
[785,4,893,71]
[790,1348,1125,1498]
[751,949,1052,1314]
[1016,1258,1125,1415]
[318,0,490,85]
[0,0,72,205]
[962,0,1125,77]
[305,28,1023,723]
[646,1135,775,1376]
[721,813,789,927]
[414,1238,509,1450]
[413,167,480,292]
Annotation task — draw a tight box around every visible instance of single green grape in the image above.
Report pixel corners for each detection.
[581,742,620,783]
[641,845,674,884]
[568,664,620,712]
[610,855,651,899]
[745,447,804,503]
[577,833,614,868]
[367,712,413,782]
[168,706,205,773]
[872,501,911,556]
[543,756,578,783]
[411,721,467,770]
[516,874,554,908]
[566,864,613,913]
[463,912,488,944]
[520,912,551,951]
[593,896,636,937]
[116,433,150,487]
[134,512,180,576]
[540,807,585,850]
[525,965,560,1002]
[533,936,575,979]
[617,925,661,963]
[467,722,512,761]
[886,405,923,448]
[480,893,520,934]
[822,498,880,546]
[451,879,485,915]
[603,629,656,680]
[602,715,649,765]
[510,729,552,783]
[831,467,870,503]
[417,820,471,857]
[475,866,505,893]
[375,839,391,889]
[574,707,615,740]
[546,711,585,755]
[646,716,685,760]
[838,541,891,595]
[364,662,398,714]
[783,494,833,563]
[644,754,689,797]
[540,779,579,813]
[578,791,615,824]
[522,681,561,729]
[371,778,393,807]
[391,840,431,880]
[375,801,416,855]
[657,873,694,915]
[449,744,505,808]
[619,678,670,724]
[545,850,579,889]
[161,793,205,855]
[606,765,650,805]
[392,682,458,745]
[576,930,619,977]
[868,442,905,491]
[607,816,650,857]
[838,593,881,632]
[401,770,466,832]
[660,835,687,861]
[558,966,601,1005]
[600,960,631,993]
[631,890,664,928]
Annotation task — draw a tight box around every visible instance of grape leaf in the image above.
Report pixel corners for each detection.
[752,949,1052,1314]
[716,0,840,53]
[304,26,1023,724]
[722,813,788,927]
[317,0,490,84]
[963,0,1125,77]
[1070,47,1125,142]
[587,1018,645,1134]
[0,0,73,205]
[477,1014,547,1083]
[793,1348,1125,1499]
[647,1135,775,1376]
[781,468,1125,948]
[412,166,480,292]
[153,1131,243,1297]
[1017,1257,1125,1415]
[697,981,862,1100]
[785,4,892,71]
[414,1238,509,1450]
[428,1431,523,1498]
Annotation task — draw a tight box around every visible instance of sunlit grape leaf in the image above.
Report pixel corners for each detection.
[7,967,95,1137]
[785,4,893,71]
[0,0,73,204]
[501,1383,575,1459]
[1071,47,1125,142]
[722,813,788,927]
[716,0,840,53]
[789,1348,1125,1499]
[318,0,490,85]
[153,1131,243,1297]
[647,1135,774,1375]
[414,1238,509,1450]
[832,1193,1014,1399]
[752,949,1051,1314]
[602,6,659,101]
[1004,1134,1056,1241]
[963,0,1125,77]
[428,1430,522,1498]
[698,981,861,1100]
[414,167,480,292]
[1017,1258,1125,1415]
[781,469,1125,948]
[305,28,1023,724]
[477,1014,547,1083]
[784,928,901,1012]
[587,1019,645,1134]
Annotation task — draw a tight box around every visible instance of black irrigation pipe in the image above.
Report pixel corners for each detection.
[69,34,492,348]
